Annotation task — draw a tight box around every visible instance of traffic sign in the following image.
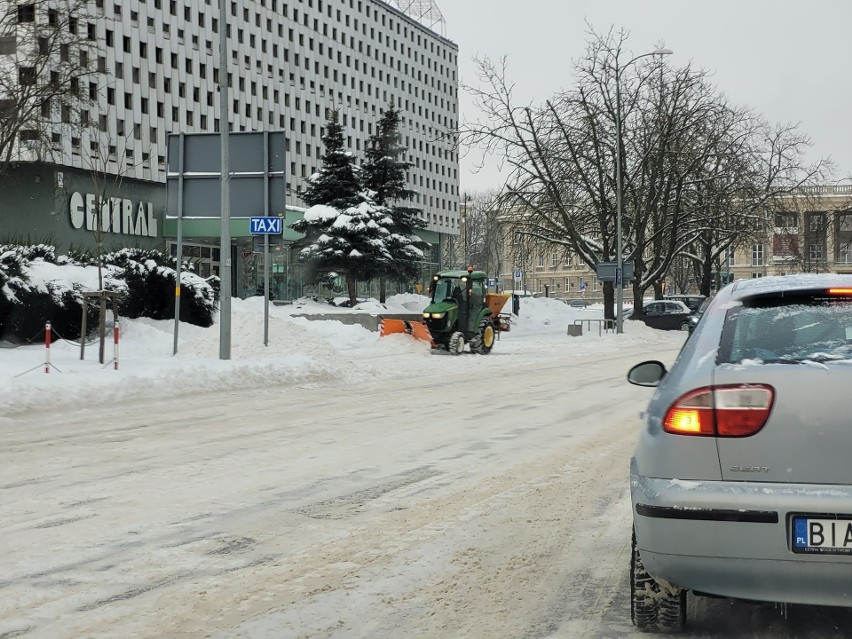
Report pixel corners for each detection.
[250,216,283,234]
[252,234,284,252]
[514,270,522,282]
[579,281,586,292]
[595,260,634,283]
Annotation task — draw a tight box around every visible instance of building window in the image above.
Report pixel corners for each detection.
[19,67,36,85]
[773,211,798,229]
[810,242,824,262]
[17,4,35,23]
[806,212,826,265]
[751,244,764,267]
[836,212,852,264]
[0,36,16,55]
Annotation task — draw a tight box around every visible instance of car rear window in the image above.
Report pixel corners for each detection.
[719,292,852,364]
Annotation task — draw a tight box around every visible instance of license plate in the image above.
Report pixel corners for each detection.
[792,516,852,554]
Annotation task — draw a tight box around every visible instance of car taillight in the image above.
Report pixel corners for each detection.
[664,388,715,435]
[663,385,774,437]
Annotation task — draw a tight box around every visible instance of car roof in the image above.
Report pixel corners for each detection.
[729,274,852,300]
[645,299,690,308]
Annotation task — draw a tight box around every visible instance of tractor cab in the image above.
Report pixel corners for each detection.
[427,270,485,334]
[431,275,467,308]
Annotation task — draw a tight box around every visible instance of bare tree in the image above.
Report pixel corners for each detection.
[80,121,139,364]
[457,190,505,277]
[0,0,98,178]
[463,27,830,318]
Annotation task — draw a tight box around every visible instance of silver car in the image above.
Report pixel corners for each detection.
[627,274,852,632]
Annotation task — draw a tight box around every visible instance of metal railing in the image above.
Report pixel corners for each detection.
[571,318,616,336]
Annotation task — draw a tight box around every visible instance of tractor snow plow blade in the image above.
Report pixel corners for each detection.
[379,318,433,344]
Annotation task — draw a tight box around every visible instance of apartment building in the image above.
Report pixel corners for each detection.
[492,185,852,299]
[0,0,458,297]
[723,185,852,281]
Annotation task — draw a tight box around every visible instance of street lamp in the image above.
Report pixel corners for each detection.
[462,193,471,267]
[615,47,673,334]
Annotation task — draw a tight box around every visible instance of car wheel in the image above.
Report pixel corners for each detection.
[679,321,690,331]
[631,528,686,633]
[448,331,465,355]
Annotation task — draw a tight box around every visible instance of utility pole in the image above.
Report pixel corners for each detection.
[218,0,231,359]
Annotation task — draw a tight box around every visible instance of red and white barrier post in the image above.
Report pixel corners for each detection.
[113,319,120,370]
[44,321,51,374]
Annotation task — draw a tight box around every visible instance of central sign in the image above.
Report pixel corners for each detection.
[69,192,158,238]
[250,216,283,234]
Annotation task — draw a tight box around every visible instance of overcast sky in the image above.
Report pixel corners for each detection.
[438,0,852,193]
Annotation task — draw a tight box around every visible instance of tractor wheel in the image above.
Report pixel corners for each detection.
[448,331,465,355]
[471,318,496,355]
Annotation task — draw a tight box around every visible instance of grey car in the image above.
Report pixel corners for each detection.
[627,274,852,633]
[631,299,693,331]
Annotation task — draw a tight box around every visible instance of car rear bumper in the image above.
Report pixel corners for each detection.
[631,474,852,607]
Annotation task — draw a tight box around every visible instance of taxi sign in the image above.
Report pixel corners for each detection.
[250,216,283,234]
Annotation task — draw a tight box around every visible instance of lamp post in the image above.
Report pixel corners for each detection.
[615,47,673,334]
[218,0,232,358]
[462,193,471,267]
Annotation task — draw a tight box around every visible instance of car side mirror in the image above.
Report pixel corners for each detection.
[627,360,667,387]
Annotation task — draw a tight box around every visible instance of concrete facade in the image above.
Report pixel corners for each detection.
[1,0,458,297]
[0,162,165,253]
[1,0,459,230]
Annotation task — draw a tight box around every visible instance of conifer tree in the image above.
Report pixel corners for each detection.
[299,109,363,210]
[362,105,428,301]
[292,109,393,305]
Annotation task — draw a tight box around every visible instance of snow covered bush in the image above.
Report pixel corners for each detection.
[0,244,109,342]
[0,245,219,342]
[103,249,219,327]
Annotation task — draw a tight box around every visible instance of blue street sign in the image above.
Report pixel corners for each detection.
[579,281,586,291]
[250,216,283,234]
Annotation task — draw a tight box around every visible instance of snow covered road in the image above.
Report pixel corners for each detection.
[2,336,851,638]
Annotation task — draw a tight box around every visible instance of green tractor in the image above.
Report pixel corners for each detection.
[421,268,510,355]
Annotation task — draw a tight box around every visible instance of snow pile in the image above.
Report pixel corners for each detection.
[0,293,687,415]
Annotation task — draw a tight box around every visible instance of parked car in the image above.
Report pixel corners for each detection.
[626,274,852,633]
[567,299,587,308]
[686,296,712,333]
[630,299,693,331]
[664,294,707,313]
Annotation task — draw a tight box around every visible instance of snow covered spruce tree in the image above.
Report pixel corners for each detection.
[291,108,393,306]
[362,104,427,302]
